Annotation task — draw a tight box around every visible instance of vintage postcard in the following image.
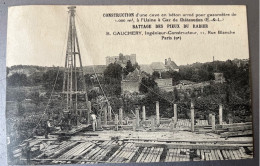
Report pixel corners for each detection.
[6,5,253,165]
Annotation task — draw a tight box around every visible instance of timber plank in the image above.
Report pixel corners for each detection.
[167,149,173,162]
[113,143,131,163]
[122,143,135,162]
[125,146,139,163]
[173,148,178,161]
[95,141,116,162]
[235,150,242,159]
[216,150,224,160]
[232,150,240,160]
[228,150,236,160]
[107,144,125,162]
[205,152,209,161]
[176,148,181,161]
[144,147,154,162]
[141,147,151,163]
[134,142,250,150]
[221,150,228,160]
[201,150,205,161]
[224,150,231,160]
[149,148,158,162]
[91,141,111,161]
[213,150,219,160]
[136,147,147,163]
[155,148,164,162]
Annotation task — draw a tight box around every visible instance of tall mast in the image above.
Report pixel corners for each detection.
[62,6,88,124]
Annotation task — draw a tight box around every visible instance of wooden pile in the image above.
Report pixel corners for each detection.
[215,122,253,138]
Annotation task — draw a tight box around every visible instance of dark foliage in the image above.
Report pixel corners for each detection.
[8,73,28,86]
[42,68,64,91]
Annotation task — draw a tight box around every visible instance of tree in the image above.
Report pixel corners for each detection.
[133,62,140,70]
[103,63,122,84]
[123,60,135,76]
[173,87,180,101]
[139,77,158,94]
[42,68,64,91]
[29,92,42,108]
[7,73,28,86]
[14,91,26,116]
[152,71,160,79]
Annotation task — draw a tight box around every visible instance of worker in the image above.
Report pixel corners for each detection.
[91,113,97,131]
[45,120,51,138]
[24,142,31,164]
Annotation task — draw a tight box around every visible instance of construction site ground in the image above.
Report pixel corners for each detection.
[12,119,254,164]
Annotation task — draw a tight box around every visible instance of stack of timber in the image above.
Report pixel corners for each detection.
[107,142,139,163]
[12,139,42,158]
[16,138,253,164]
[136,147,164,163]
[215,122,253,138]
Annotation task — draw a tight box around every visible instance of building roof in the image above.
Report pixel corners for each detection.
[139,64,154,75]
[150,62,166,70]
[166,61,178,70]
[124,68,141,81]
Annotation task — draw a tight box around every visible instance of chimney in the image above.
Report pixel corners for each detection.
[165,59,167,65]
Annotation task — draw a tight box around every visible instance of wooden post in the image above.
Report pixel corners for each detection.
[219,104,223,125]
[151,118,155,132]
[97,117,102,130]
[170,117,175,132]
[156,101,160,126]
[191,101,195,132]
[125,117,129,125]
[142,106,146,121]
[87,101,91,124]
[208,113,212,125]
[212,114,216,131]
[135,107,140,127]
[115,114,118,131]
[133,118,136,131]
[108,105,112,121]
[119,108,123,125]
[228,118,233,124]
[104,106,107,125]
[174,104,177,123]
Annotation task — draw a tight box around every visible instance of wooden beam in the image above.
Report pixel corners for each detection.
[134,142,253,150]
[123,138,253,144]
[220,130,253,138]
[216,122,252,129]
[226,125,252,131]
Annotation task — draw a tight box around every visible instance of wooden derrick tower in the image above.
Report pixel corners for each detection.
[62,6,90,128]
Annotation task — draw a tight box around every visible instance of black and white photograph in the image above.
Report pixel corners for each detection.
[5,5,253,165]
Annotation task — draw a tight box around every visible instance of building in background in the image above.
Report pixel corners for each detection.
[106,53,136,67]
[121,68,146,94]
[140,57,179,77]
[155,78,173,92]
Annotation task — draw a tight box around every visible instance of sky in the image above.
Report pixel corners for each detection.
[6,5,249,67]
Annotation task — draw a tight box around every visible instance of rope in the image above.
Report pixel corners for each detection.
[24,13,70,140]
[75,14,116,116]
